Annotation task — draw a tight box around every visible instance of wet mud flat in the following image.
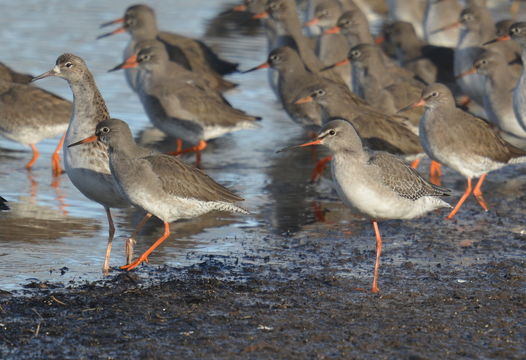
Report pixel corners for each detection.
[1,187,525,359]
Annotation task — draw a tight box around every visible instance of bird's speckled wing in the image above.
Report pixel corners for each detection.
[369,152,450,200]
[144,154,243,203]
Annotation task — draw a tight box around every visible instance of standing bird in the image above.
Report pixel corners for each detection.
[484,23,526,137]
[406,83,526,219]
[457,50,526,149]
[32,54,133,274]
[113,41,260,166]
[70,119,248,271]
[0,80,70,175]
[280,119,451,293]
[98,4,238,93]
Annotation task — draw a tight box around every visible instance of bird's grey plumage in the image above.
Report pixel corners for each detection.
[0,63,33,84]
[0,80,70,146]
[112,4,237,92]
[314,119,450,220]
[472,50,526,148]
[133,43,259,144]
[418,83,526,178]
[96,118,247,223]
[348,43,425,130]
[296,80,423,157]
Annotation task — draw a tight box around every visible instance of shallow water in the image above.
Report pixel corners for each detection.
[0,0,525,292]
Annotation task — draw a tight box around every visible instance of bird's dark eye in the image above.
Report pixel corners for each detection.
[65,62,73,68]
[431,92,438,97]
[351,50,360,57]
[101,127,110,133]
[316,89,326,96]
[270,55,278,61]
[481,60,487,65]
[512,27,521,34]
[464,14,474,21]
[340,19,350,26]
[329,130,336,136]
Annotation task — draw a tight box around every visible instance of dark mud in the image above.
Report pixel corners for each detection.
[1,185,525,359]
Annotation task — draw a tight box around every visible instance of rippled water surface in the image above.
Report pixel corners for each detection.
[0,0,524,291]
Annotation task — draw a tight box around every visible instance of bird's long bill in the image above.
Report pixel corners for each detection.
[456,67,477,79]
[430,22,460,35]
[294,95,314,105]
[321,58,349,71]
[398,98,426,113]
[324,26,341,34]
[241,62,270,74]
[31,69,56,82]
[108,54,138,72]
[232,4,247,12]
[100,17,124,28]
[68,135,98,148]
[252,11,269,19]
[303,17,320,27]
[277,139,322,153]
[483,34,511,46]
[97,27,125,40]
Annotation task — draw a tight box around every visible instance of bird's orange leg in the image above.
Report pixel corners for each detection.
[410,159,420,169]
[51,134,65,177]
[25,144,39,170]
[472,173,489,211]
[429,160,442,186]
[121,221,171,271]
[175,139,183,153]
[168,140,207,166]
[446,177,472,220]
[310,156,332,182]
[371,220,382,294]
[125,213,153,265]
[102,206,116,276]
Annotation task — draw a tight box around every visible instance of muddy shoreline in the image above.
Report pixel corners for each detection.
[1,219,524,359]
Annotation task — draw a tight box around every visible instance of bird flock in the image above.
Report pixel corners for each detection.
[0,0,525,293]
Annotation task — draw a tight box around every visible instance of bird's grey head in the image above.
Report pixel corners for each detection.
[267,46,299,70]
[136,41,169,71]
[383,21,417,48]
[265,0,293,21]
[123,4,156,34]
[419,83,455,109]
[348,44,379,66]
[312,0,342,29]
[509,22,526,45]
[459,8,481,31]
[95,118,134,149]
[315,119,363,153]
[294,84,331,107]
[32,53,88,83]
[473,51,504,76]
[336,10,366,35]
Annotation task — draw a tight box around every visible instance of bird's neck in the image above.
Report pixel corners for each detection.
[68,72,110,130]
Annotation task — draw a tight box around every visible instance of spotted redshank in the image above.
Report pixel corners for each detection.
[98,4,237,93]
[32,54,135,274]
[69,118,249,271]
[0,80,70,175]
[405,83,526,219]
[112,41,261,166]
[280,119,451,293]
